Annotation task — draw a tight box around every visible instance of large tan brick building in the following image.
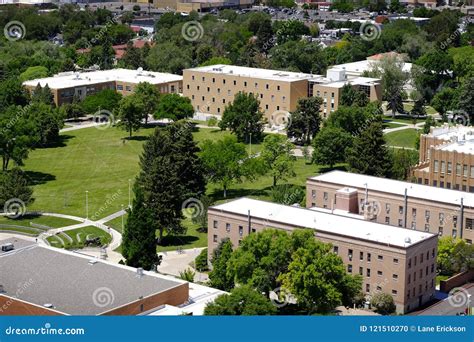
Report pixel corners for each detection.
[183,64,381,124]
[23,68,183,107]
[307,170,474,244]
[413,124,474,194]
[208,197,438,313]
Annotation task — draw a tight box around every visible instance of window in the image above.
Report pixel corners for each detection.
[244,81,247,87]
[398,219,403,227]
[376,286,382,291]
[226,223,231,232]
[212,78,215,83]
[412,208,417,217]
[117,85,123,90]
[367,253,371,262]
[441,161,446,173]
[424,224,430,232]
[407,290,410,299]
[452,229,457,238]
[447,162,452,174]
[411,221,415,229]
[399,206,404,214]
[385,203,390,213]
[392,289,398,295]
[233,80,236,86]
[360,252,364,261]
[366,268,371,277]
[453,215,458,227]
[213,235,218,242]
[456,163,461,175]
[277,85,280,91]
[348,249,353,260]
[439,227,443,236]
[425,210,430,222]
[408,259,412,269]
[192,75,195,81]
[311,190,316,198]
[213,220,218,229]
[366,284,370,292]
[333,246,339,253]
[434,160,439,172]
[385,217,390,224]
[359,267,363,275]
[266,84,269,89]
[420,253,424,263]
[378,255,383,261]
[239,226,243,236]
[393,258,399,264]
[377,270,383,276]
[207,87,210,92]
[347,264,352,273]
[471,166,474,178]
[202,77,205,82]
[408,274,411,284]
[466,218,473,230]
[439,213,445,225]
[466,165,471,177]
[323,192,328,201]
[414,256,417,266]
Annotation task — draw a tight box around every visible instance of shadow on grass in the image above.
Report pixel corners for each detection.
[1,213,42,221]
[208,186,272,203]
[24,170,56,186]
[37,135,74,149]
[158,234,199,248]
[123,135,149,141]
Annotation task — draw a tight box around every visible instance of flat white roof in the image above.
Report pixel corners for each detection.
[23,68,182,90]
[186,64,322,82]
[316,76,380,88]
[330,59,412,76]
[211,198,435,248]
[310,170,474,207]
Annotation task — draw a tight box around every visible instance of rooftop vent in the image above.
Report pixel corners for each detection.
[0,285,4,293]
[137,267,144,277]
[43,303,54,309]
[137,67,143,75]
[404,237,411,244]
[88,259,98,265]
[74,72,81,80]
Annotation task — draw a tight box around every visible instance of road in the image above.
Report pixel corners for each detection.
[414,284,474,316]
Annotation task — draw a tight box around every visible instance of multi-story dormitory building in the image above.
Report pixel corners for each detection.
[23,68,183,107]
[307,170,474,244]
[413,124,474,193]
[183,64,381,124]
[208,198,438,314]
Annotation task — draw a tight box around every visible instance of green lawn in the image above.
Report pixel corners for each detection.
[385,128,420,149]
[0,215,79,229]
[47,226,112,249]
[21,124,327,252]
[103,214,127,233]
[156,217,208,252]
[383,121,407,129]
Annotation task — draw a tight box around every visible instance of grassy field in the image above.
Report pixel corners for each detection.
[385,128,420,149]
[20,124,330,252]
[47,226,112,249]
[0,215,79,228]
[103,214,127,233]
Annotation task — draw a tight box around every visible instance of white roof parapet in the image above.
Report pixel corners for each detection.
[310,170,474,207]
[211,197,435,248]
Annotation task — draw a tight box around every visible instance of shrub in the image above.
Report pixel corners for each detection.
[179,268,195,282]
[370,292,396,315]
[271,184,305,206]
[207,117,218,127]
[195,248,208,271]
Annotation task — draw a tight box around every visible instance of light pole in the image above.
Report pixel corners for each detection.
[121,204,124,232]
[128,179,132,208]
[85,191,89,219]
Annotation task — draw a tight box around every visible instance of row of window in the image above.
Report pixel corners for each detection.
[433,160,474,178]
[190,75,282,91]
[347,264,399,280]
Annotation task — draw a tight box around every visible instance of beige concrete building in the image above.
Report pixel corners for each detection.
[183,64,381,124]
[414,124,474,194]
[124,0,253,12]
[23,68,183,107]
[307,170,474,244]
[208,197,438,313]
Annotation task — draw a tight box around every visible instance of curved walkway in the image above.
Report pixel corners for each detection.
[37,210,125,262]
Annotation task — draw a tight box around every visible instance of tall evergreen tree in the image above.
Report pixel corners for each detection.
[0,168,34,215]
[122,186,159,270]
[209,238,235,291]
[136,121,206,243]
[287,97,322,145]
[346,118,393,177]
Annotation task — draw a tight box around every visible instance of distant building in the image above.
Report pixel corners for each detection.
[182,64,381,124]
[208,197,438,313]
[414,124,474,195]
[123,0,254,12]
[0,237,225,316]
[0,0,58,5]
[22,68,182,106]
[307,170,474,244]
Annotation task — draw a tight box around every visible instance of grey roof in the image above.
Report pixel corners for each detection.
[0,238,185,315]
